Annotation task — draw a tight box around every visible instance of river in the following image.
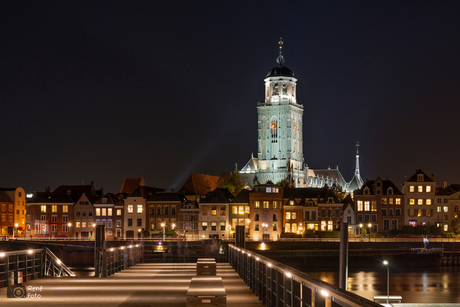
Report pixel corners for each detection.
[304,267,460,304]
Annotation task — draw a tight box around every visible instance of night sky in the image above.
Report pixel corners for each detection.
[2,1,460,193]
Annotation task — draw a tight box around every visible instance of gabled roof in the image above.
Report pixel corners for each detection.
[342,194,355,210]
[201,188,234,203]
[319,190,340,203]
[354,178,403,196]
[239,154,258,174]
[120,177,145,194]
[53,183,102,201]
[179,173,219,196]
[435,186,454,196]
[129,186,163,199]
[448,184,460,193]
[0,190,13,202]
[27,192,74,204]
[232,189,250,203]
[405,169,434,183]
[148,192,187,202]
[347,174,364,193]
[94,193,119,205]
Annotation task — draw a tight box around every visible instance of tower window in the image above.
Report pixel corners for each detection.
[271,120,278,142]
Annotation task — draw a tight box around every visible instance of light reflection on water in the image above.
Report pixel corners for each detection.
[306,267,460,303]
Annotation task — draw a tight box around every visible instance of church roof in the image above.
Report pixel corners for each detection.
[312,168,348,187]
[240,155,258,174]
[347,174,364,193]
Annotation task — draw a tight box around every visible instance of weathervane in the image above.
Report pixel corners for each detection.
[276,37,285,65]
[356,141,360,155]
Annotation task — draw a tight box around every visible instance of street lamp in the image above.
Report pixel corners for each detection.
[368,223,372,242]
[13,223,18,239]
[68,223,72,240]
[383,260,389,304]
[161,223,165,242]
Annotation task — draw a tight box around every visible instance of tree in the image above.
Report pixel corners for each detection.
[331,183,346,202]
[277,178,293,188]
[451,218,460,234]
[217,171,243,196]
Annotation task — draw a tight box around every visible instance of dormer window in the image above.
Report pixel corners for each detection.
[328,197,334,203]
[376,182,381,187]
[387,188,393,195]
[364,187,370,195]
[290,200,294,205]
[417,174,424,181]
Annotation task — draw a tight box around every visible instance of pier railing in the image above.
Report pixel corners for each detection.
[95,244,142,277]
[0,248,75,287]
[229,244,381,307]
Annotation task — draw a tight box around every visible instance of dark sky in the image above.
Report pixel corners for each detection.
[1,1,460,193]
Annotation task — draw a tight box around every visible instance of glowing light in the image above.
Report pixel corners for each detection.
[267,263,272,267]
[320,289,329,297]
[256,257,260,261]
[0,253,5,257]
[28,250,33,254]
[383,260,388,265]
[285,272,292,278]
[57,259,61,265]
[110,248,114,252]
[247,253,251,257]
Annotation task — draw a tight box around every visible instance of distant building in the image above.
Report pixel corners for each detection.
[403,169,436,227]
[0,187,26,236]
[248,183,283,241]
[123,186,159,239]
[178,201,199,240]
[0,190,14,236]
[199,188,233,240]
[146,192,185,237]
[93,193,123,240]
[230,189,250,238]
[354,178,404,234]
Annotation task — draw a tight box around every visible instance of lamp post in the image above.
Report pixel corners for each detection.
[368,223,372,242]
[13,223,18,239]
[161,223,165,242]
[383,260,389,304]
[68,223,72,240]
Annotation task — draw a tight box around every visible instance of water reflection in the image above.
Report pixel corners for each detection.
[306,267,460,303]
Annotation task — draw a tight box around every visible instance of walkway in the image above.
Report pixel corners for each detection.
[0,263,264,306]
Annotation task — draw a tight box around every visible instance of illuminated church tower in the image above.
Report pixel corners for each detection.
[241,38,307,187]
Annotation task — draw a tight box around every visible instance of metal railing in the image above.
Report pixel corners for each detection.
[229,244,381,307]
[95,244,142,277]
[0,248,74,287]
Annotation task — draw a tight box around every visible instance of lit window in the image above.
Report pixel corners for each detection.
[137,205,143,213]
[255,201,260,209]
[286,212,291,220]
[357,201,363,211]
[426,199,431,205]
[395,198,401,205]
[233,206,238,214]
[263,201,269,209]
[273,201,277,209]
[292,212,296,219]
[410,199,415,205]
[128,205,133,213]
[426,186,431,192]
[444,224,448,232]
[437,206,442,212]
[76,222,81,228]
[117,209,122,216]
[211,207,217,215]
[364,201,370,211]
[82,222,87,228]
[327,221,333,231]
[102,208,107,216]
[409,186,415,192]
[371,201,377,211]
[418,199,423,205]
[389,198,393,205]
[96,208,101,216]
[41,205,46,212]
[444,206,448,213]
[291,223,297,233]
[52,205,57,213]
[245,206,250,214]
[285,223,290,233]
[108,208,112,216]
[202,222,207,231]
[418,186,423,192]
[381,198,387,205]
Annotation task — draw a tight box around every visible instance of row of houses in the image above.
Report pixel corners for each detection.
[1,169,459,240]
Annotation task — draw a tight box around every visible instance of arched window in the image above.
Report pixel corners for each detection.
[271,119,278,142]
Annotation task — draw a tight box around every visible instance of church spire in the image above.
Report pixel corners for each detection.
[355,141,360,176]
[276,37,285,66]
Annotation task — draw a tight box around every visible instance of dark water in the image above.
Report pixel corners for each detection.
[306,267,460,304]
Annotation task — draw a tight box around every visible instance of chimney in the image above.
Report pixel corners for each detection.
[444,182,448,188]
[67,190,71,196]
